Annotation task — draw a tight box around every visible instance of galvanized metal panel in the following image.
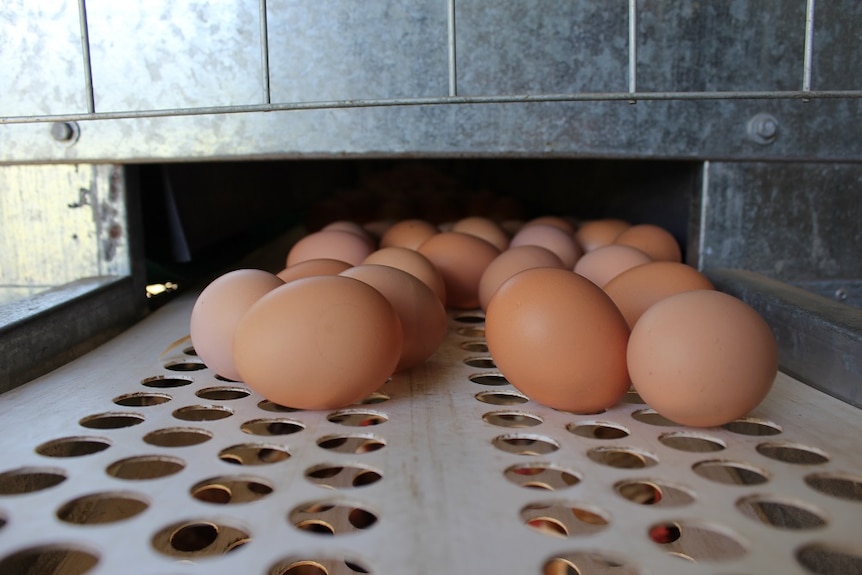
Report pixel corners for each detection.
[811,0,862,90]
[2,97,862,163]
[455,0,629,95]
[637,0,807,92]
[85,0,264,112]
[695,161,862,282]
[266,0,449,103]
[0,0,89,117]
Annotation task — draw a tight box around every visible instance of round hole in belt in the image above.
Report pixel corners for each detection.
[258,399,303,413]
[219,444,289,466]
[475,390,529,406]
[191,476,273,504]
[630,409,680,427]
[736,495,827,529]
[542,551,638,575]
[0,467,67,495]
[460,341,489,353]
[804,472,862,502]
[566,421,629,440]
[796,543,862,575]
[722,417,782,436]
[172,405,234,422]
[756,441,829,465]
[615,479,695,507]
[106,455,185,480]
[521,501,609,538]
[658,432,726,453]
[463,356,496,368]
[327,410,388,427]
[196,386,251,401]
[143,427,213,448]
[289,501,378,535]
[241,418,305,437]
[79,412,145,429]
[692,460,769,486]
[141,375,193,389]
[483,411,543,428]
[456,326,485,338]
[0,544,99,575]
[647,520,747,562]
[587,447,658,469]
[469,373,509,386]
[316,434,386,454]
[268,556,373,575]
[492,434,559,456]
[454,313,485,324]
[504,464,580,491]
[113,392,173,407]
[305,464,383,489]
[56,491,149,525]
[355,391,390,405]
[36,436,111,458]
[164,359,206,371]
[153,520,250,557]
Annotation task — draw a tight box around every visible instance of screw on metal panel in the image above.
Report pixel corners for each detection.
[50,121,80,145]
[747,114,779,145]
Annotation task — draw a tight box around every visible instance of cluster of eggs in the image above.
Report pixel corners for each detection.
[190,215,778,427]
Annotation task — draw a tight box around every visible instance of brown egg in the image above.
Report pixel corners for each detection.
[603,261,715,328]
[574,218,630,252]
[486,268,630,413]
[627,290,778,427]
[362,246,447,304]
[477,245,564,311]
[190,269,284,381]
[509,224,583,268]
[341,264,447,372]
[276,258,352,283]
[574,244,652,287]
[286,229,375,267]
[614,223,682,262]
[418,231,501,309]
[451,216,510,252]
[523,215,577,235]
[379,219,438,250]
[233,275,402,410]
[322,220,374,243]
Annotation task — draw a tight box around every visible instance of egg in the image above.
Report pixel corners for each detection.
[233,275,403,410]
[614,223,682,262]
[362,246,447,304]
[379,219,438,250]
[189,269,284,381]
[276,258,352,283]
[286,229,375,267]
[603,261,715,328]
[574,218,630,252]
[322,220,375,243]
[451,216,510,252]
[627,290,778,427]
[486,268,631,413]
[341,264,447,372]
[574,244,652,287]
[523,215,577,235]
[418,231,501,309]
[477,245,564,311]
[509,223,583,268]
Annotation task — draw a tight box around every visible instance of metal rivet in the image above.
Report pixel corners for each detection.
[747,114,779,145]
[50,121,80,145]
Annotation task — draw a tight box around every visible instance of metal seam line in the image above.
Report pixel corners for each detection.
[448,0,457,97]
[2,90,861,125]
[77,0,96,114]
[697,160,710,271]
[803,0,816,93]
[259,0,271,104]
[628,0,637,95]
